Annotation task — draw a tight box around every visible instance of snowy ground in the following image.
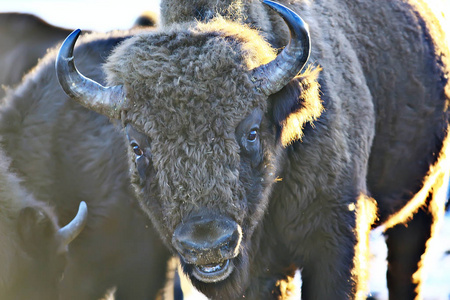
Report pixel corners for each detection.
[368,212,450,300]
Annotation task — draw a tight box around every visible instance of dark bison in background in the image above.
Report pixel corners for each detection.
[0,146,87,299]
[0,29,173,299]
[0,0,448,299]
[0,13,73,99]
[0,12,158,99]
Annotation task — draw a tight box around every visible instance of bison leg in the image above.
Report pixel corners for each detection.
[300,236,358,299]
[298,196,377,299]
[384,197,435,300]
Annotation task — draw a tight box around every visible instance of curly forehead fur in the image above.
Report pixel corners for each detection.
[104,18,276,104]
[104,18,277,145]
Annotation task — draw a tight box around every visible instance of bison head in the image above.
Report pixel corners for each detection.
[4,201,87,299]
[56,1,321,297]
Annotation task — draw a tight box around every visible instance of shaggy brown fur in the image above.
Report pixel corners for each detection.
[0,30,172,299]
[0,147,67,299]
[105,20,280,238]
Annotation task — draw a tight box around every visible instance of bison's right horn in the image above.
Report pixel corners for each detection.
[56,29,127,119]
[56,201,88,253]
[251,0,310,96]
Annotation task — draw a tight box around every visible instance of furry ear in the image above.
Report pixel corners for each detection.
[17,206,57,257]
[269,67,323,146]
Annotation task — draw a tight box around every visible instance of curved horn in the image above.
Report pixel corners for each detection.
[56,29,126,119]
[252,0,311,95]
[57,201,88,251]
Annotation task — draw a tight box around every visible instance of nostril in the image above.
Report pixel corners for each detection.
[179,239,196,251]
[220,241,233,254]
[174,238,197,256]
[219,228,241,254]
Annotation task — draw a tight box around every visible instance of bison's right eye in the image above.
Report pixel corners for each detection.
[131,142,143,157]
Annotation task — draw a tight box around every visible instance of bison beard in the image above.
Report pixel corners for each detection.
[54,0,449,299]
[183,251,251,298]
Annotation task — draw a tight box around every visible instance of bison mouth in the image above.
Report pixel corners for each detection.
[190,259,234,283]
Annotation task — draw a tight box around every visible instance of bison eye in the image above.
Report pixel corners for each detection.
[130,142,144,157]
[247,129,258,142]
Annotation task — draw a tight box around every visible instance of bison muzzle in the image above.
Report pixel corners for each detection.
[172,214,242,283]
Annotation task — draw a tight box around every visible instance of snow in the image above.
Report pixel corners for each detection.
[369,212,450,300]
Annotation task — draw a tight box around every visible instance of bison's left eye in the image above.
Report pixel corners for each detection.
[247,129,258,142]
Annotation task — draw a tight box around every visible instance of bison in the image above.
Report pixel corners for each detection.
[0,28,174,299]
[0,147,87,299]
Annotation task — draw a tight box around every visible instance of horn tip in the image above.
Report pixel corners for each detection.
[77,201,88,220]
[68,29,82,42]
[79,201,87,210]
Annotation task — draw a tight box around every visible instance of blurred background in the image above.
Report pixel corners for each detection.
[0,0,448,33]
[0,0,449,299]
[0,0,162,32]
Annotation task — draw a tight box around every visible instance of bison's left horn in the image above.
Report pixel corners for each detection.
[57,201,88,253]
[56,29,126,119]
[251,0,310,95]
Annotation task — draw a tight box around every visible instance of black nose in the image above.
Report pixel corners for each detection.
[172,215,242,265]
